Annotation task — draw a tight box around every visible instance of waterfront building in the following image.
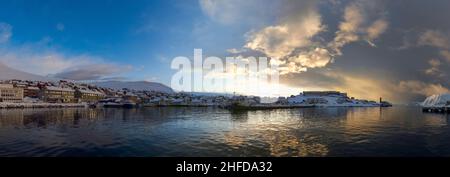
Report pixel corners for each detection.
[230,96,260,106]
[303,91,348,98]
[191,97,204,105]
[75,89,105,103]
[24,86,40,98]
[40,86,76,103]
[287,90,369,105]
[276,97,288,104]
[0,84,24,103]
[123,92,139,103]
[145,97,162,105]
[306,97,329,104]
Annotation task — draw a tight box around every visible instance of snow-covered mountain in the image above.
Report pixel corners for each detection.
[421,94,450,107]
[92,81,174,93]
[0,62,55,81]
[286,93,380,107]
[0,62,174,93]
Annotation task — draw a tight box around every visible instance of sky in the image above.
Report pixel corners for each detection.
[0,0,449,103]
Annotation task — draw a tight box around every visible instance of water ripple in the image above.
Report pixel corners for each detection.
[0,107,449,156]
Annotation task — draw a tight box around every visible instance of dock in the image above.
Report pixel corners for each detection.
[422,107,450,113]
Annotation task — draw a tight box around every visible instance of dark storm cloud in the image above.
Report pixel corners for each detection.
[281,68,346,90]
[276,0,450,103]
[202,0,449,103]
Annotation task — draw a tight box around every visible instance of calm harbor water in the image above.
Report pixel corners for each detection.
[0,106,449,157]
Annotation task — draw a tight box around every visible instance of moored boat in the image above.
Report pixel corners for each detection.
[103,102,124,108]
[123,101,136,109]
[224,102,315,110]
[98,98,124,108]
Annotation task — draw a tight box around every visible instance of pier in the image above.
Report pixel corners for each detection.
[422,107,450,113]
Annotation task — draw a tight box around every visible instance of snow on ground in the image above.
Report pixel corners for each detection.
[91,81,174,93]
[421,94,450,107]
[0,62,174,93]
[286,94,380,107]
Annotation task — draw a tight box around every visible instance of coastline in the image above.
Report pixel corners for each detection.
[0,102,87,109]
[0,102,388,110]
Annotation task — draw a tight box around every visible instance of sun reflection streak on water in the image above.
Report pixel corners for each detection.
[223,110,330,156]
[0,107,450,156]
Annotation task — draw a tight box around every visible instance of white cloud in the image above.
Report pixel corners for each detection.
[242,1,329,74]
[329,1,388,55]
[244,0,323,59]
[199,0,235,24]
[290,48,332,68]
[245,11,323,59]
[0,22,12,43]
[428,58,441,68]
[0,44,132,80]
[440,50,450,63]
[418,30,450,49]
[240,0,388,75]
[424,58,443,76]
[329,2,363,55]
[339,3,364,33]
[367,19,388,42]
[276,47,332,75]
[397,80,450,96]
[416,31,450,78]
[53,63,133,80]
[413,30,450,80]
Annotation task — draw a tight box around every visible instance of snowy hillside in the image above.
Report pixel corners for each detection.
[0,62,174,93]
[0,62,55,81]
[421,94,450,107]
[286,94,380,107]
[92,81,174,93]
[188,92,234,97]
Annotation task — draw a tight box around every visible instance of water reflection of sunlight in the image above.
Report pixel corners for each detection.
[266,132,328,157]
[222,128,329,156]
[2,107,449,156]
[423,114,448,127]
[225,109,329,156]
[344,108,383,131]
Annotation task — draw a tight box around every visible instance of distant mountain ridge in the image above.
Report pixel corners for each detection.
[0,62,55,81]
[0,62,174,93]
[91,81,174,93]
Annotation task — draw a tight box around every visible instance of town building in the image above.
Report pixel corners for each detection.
[123,92,139,103]
[0,84,24,103]
[276,97,288,104]
[75,89,105,103]
[40,86,76,103]
[302,91,348,98]
[24,86,40,98]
